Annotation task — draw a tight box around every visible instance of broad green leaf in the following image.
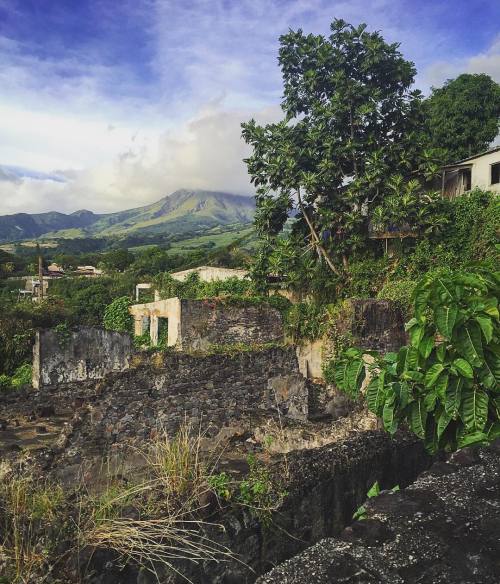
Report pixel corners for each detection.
[457,430,489,449]
[436,343,447,363]
[460,387,488,432]
[487,422,500,441]
[345,347,363,358]
[455,273,487,291]
[334,360,349,391]
[453,358,474,379]
[366,372,386,416]
[346,359,365,396]
[425,363,444,388]
[367,481,380,498]
[419,334,435,359]
[404,318,418,332]
[409,324,424,348]
[476,315,493,343]
[445,377,463,418]
[435,372,449,400]
[383,396,398,435]
[404,370,424,382]
[455,321,484,367]
[482,297,499,318]
[413,286,431,320]
[434,305,458,339]
[423,390,437,412]
[383,352,398,364]
[397,346,419,374]
[410,399,427,439]
[435,278,455,302]
[484,350,500,385]
[437,409,452,438]
[396,382,411,409]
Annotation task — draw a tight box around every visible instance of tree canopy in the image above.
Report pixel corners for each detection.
[424,73,500,163]
[242,20,433,282]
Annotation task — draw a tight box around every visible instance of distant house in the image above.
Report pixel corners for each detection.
[45,263,65,278]
[441,146,500,199]
[134,266,249,304]
[74,265,104,277]
[170,266,249,282]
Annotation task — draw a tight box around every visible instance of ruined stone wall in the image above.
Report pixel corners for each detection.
[33,327,133,389]
[8,347,305,467]
[178,300,284,351]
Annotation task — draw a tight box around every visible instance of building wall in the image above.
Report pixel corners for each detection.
[178,299,284,351]
[171,266,249,282]
[471,150,500,194]
[33,327,133,389]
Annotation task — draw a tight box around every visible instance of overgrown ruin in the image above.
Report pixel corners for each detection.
[1,296,499,583]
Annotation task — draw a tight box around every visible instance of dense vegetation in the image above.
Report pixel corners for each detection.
[328,268,500,451]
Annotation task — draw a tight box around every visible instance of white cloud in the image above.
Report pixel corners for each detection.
[0,0,499,216]
[423,35,500,88]
[0,103,280,214]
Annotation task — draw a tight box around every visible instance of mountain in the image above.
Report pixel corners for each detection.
[0,190,256,243]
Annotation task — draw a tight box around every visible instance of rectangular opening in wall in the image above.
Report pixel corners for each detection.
[460,168,471,192]
[491,162,500,185]
[158,317,169,348]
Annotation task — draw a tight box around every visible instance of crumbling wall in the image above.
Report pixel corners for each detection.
[297,299,407,382]
[33,327,133,389]
[9,347,306,468]
[178,300,284,351]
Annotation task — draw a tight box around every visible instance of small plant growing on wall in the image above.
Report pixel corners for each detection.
[53,322,72,349]
[325,267,500,452]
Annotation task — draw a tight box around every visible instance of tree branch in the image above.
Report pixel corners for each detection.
[297,189,342,277]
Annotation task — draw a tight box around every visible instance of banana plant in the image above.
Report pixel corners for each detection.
[325,267,500,452]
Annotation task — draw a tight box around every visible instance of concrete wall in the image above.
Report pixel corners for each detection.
[471,149,500,194]
[178,299,284,351]
[33,327,133,389]
[129,297,181,347]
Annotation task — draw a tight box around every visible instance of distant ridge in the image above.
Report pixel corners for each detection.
[0,189,256,243]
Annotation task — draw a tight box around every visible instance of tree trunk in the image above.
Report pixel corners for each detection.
[297,189,342,278]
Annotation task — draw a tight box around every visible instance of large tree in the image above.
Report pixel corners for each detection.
[425,73,500,163]
[242,20,428,280]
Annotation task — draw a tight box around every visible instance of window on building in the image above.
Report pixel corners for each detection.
[491,162,500,185]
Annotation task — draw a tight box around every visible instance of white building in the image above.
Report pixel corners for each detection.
[442,147,500,199]
[170,266,249,282]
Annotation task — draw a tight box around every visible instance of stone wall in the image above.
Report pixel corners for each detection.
[32,327,133,389]
[297,299,407,382]
[178,299,284,351]
[16,347,306,468]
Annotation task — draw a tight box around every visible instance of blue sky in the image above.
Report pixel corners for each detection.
[0,0,499,214]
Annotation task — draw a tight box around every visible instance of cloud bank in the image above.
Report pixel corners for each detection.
[0,0,498,215]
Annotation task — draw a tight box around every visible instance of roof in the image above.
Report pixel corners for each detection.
[442,146,500,169]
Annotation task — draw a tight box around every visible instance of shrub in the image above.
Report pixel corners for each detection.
[377,278,417,318]
[10,363,32,388]
[285,302,327,342]
[327,267,500,452]
[103,296,133,333]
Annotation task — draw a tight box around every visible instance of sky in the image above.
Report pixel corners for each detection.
[0,0,499,215]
